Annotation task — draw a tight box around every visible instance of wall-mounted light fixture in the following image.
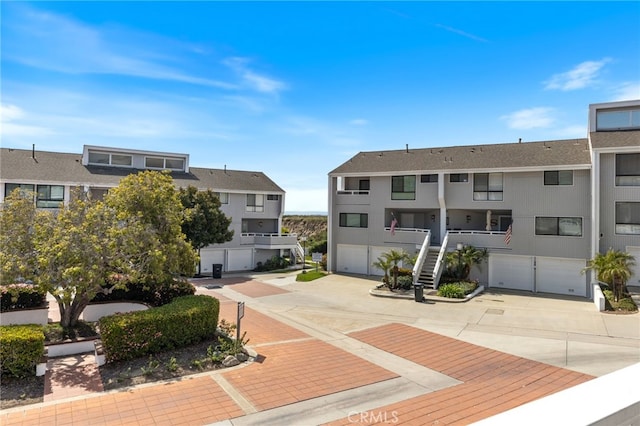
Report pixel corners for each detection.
[431,214,436,222]
[466,215,472,223]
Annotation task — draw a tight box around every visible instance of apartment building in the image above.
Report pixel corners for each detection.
[327,100,640,298]
[0,145,300,274]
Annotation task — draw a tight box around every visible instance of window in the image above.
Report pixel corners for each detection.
[88,151,132,167]
[544,170,573,185]
[420,174,438,183]
[5,183,35,198]
[267,194,280,201]
[339,213,368,228]
[145,157,185,170]
[616,202,640,235]
[88,152,110,164]
[450,173,468,183]
[616,153,640,186]
[215,192,229,204]
[473,173,503,201]
[4,183,64,208]
[597,108,640,131]
[391,175,416,200]
[359,179,370,191]
[246,194,264,212]
[145,157,165,168]
[535,217,582,237]
[36,185,64,208]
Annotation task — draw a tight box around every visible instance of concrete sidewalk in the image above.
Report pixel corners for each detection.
[2,271,639,425]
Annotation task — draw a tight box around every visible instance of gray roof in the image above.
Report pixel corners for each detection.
[590,130,640,149]
[0,148,284,193]
[330,139,591,175]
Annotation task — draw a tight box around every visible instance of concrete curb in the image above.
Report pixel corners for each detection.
[369,285,485,303]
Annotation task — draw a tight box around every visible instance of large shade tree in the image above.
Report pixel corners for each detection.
[179,186,234,275]
[0,189,39,284]
[105,171,198,282]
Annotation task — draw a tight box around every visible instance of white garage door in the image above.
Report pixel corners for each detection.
[626,246,640,286]
[199,249,225,275]
[536,257,587,297]
[489,254,534,292]
[227,249,253,271]
[336,244,368,275]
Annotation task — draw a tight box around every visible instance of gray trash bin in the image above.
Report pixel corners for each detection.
[414,283,423,302]
[212,264,223,279]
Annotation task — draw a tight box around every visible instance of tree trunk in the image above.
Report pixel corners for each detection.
[392,266,399,290]
[58,298,90,328]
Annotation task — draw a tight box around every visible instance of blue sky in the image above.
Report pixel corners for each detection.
[2,2,639,213]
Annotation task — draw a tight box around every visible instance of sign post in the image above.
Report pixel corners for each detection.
[312,252,323,272]
[236,302,245,343]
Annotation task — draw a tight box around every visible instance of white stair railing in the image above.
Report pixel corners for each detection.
[431,232,450,289]
[412,230,431,284]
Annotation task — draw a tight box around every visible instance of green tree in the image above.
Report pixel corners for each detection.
[383,249,412,290]
[179,186,233,275]
[445,245,488,281]
[0,189,39,284]
[105,171,198,282]
[32,193,139,327]
[372,256,393,289]
[583,249,635,302]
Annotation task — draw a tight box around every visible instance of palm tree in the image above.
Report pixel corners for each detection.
[583,249,635,302]
[372,256,393,289]
[445,245,488,281]
[383,249,412,290]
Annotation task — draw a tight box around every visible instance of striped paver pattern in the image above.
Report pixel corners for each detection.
[323,323,595,425]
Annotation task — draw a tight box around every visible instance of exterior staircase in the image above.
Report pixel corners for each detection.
[417,247,442,290]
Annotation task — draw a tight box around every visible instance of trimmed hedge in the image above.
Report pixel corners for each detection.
[1,284,47,312]
[0,324,45,377]
[91,279,195,307]
[98,295,220,362]
[437,281,479,299]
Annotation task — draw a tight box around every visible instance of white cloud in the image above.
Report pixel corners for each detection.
[610,82,640,102]
[0,103,54,137]
[544,58,611,91]
[500,107,556,130]
[349,118,369,126]
[434,24,488,43]
[2,4,234,89]
[223,57,286,95]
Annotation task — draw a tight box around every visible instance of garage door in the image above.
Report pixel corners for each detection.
[627,246,640,286]
[336,244,368,275]
[199,249,225,275]
[227,249,253,271]
[489,254,534,292]
[536,257,587,297]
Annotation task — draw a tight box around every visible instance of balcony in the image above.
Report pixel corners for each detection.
[446,230,509,251]
[335,190,370,205]
[240,233,298,249]
[383,227,430,246]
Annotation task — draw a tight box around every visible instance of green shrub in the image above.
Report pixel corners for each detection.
[0,325,45,377]
[616,297,638,311]
[253,255,290,272]
[98,295,219,362]
[437,281,478,299]
[396,275,414,290]
[1,284,47,312]
[91,279,195,307]
[437,283,466,299]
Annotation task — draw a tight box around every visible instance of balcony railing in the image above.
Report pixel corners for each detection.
[240,233,298,248]
[337,190,370,195]
[446,230,509,250]
[383,227,430,246]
